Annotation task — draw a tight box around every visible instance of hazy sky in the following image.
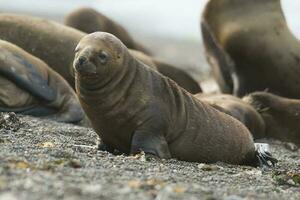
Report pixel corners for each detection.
[1,0,300,40]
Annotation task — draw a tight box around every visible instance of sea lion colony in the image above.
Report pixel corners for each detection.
[0,0,299,166]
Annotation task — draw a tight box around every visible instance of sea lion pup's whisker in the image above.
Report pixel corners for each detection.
[74,32,277,167]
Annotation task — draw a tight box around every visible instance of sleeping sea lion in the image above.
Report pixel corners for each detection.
[73,32,276,166]
[0,39,86,124]
[244,92,300,145]
[64,7,151,54]
[201,0,300,98]
[0,13,85,88]
[195,94,265,138]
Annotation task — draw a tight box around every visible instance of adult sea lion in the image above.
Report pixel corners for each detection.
[0,13,86,88]
[0,40,86,124]
[73,32,276,166]
[195,94,265,138]
[244,92,300,145]
[201,0,300,98]
[64,7,151,54]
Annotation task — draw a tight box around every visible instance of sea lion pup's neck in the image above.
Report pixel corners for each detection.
[76,50,138,109]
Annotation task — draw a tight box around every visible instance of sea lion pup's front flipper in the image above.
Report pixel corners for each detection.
[130,119,171,159]
[0,53,56,102]
[201,20,235,94]
[254,143,278,168]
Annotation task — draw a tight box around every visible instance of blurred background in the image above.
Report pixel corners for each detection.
[0,0,299,91]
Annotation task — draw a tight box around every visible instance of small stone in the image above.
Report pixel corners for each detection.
[284,142,299,152]
[38,141,55,148]
[68,159,82,168]
[173,186,186,193]
[198,163,220,171]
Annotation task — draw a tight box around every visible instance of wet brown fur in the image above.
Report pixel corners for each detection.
[195,94,265,139]
[244,92,300,145]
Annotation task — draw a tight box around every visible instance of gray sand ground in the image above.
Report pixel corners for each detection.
[0,113,299,200]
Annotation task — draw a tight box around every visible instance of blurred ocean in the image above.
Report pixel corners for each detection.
[0,0,299,88]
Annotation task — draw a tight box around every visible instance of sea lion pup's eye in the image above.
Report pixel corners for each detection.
[98,51,109,64]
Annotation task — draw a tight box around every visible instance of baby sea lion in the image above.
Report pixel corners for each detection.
[0,13,86,88]
[64,7,151,54]
[73,32,276,166]
[244,92,300,145]
[0,40,86,124]
[195,94,265,139]
[130,50,202,94]
[201,0,300,98]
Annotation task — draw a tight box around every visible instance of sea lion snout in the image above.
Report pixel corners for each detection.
[74,54,97,75]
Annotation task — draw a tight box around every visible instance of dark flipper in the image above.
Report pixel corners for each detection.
[201,21,235,93]
[0,53,56,102]
[0,105,56,116]
[131,130,171,159]
[255,143,278,168]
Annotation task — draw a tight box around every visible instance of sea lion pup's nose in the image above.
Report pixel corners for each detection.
[78,56,87,66]
[75,56,88,72]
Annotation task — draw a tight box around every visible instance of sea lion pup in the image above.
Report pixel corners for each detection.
[130,50,202,94]
[73,32,277,166]
[244,92,300,145]
[0,13,86,88]
[201,0,300,98]
[64,7,150,54]
[0,40,86,124]
[195,94,265,139]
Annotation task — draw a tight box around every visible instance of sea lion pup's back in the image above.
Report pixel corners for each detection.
[129,49,202,94]
[195,93,265,139]
[74,32,276,166]
[0,13,86,88]
[201,0,300,98]
[65,7,150,54]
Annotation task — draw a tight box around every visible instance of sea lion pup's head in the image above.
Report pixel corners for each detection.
[73,32,128,88]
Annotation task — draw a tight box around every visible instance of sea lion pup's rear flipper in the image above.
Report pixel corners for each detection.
[254,143,278,168]
[201,21,235,94]
[0,54,56,102]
